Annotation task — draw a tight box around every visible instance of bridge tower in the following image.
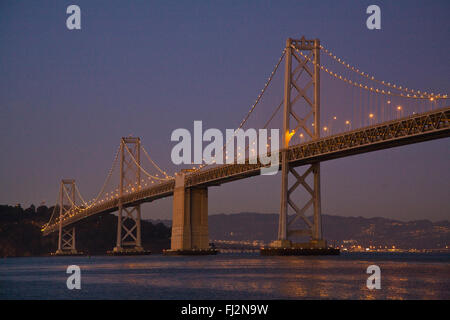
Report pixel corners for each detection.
[274,37,326,249]
[113,137,144,253]
[56,179,78,254]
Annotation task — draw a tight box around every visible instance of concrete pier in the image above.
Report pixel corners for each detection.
[165,172,217,255]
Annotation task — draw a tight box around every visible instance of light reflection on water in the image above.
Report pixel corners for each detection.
[0,253,448,299]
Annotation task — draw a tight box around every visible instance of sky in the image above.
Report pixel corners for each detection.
[0,0,449,222]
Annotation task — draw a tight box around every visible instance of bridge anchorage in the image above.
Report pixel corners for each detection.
[42,35,449,256]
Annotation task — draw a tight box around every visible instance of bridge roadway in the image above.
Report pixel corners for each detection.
[42,107,450,235]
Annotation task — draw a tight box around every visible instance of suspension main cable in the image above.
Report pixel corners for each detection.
[195,48,286,171]
[224,98,284,164]
[235,49,286,132]
[123,144,171,181]
[42,191,61,230]
[291,45,448,101]
[141,146,172,178]
[74,183,89,207]
[62,186,81,212]
[89,143,121,205]
[239,47,324,163]
[320,44,448,99]
[227,48,323,164]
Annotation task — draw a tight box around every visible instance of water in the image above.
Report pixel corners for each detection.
[0,253,449,299]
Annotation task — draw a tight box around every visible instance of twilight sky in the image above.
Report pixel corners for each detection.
[0,0,449,222]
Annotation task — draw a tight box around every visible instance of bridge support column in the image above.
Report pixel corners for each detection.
[56,227,78,254]
[113,203,144,253]
[165,172,216,255]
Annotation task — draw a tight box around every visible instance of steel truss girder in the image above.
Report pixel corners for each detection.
[61,227,76,250]
[120,206,139,243]
[116,203,142,248]
[180,108,448,188]
[43,109,450,235]
[286,109,450,161]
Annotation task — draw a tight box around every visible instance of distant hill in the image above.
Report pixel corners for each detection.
[203,212,449,249]
[0,205,171,257]
[146,212,449,249]
[4,203,446,257]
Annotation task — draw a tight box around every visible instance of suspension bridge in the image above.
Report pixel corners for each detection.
[41,37,450,255]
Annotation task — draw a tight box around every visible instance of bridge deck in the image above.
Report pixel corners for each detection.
[42,107,450,235]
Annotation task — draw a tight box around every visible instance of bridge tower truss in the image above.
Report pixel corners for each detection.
[56,179,78,254]
[113,137,144,252]
[277,37,325,248]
